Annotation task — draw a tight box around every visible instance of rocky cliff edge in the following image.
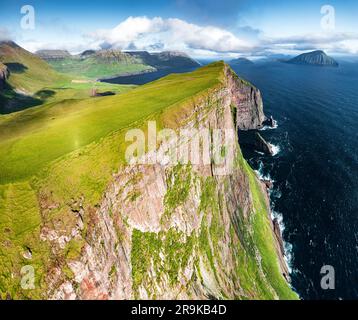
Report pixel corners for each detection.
[43,63,295,300]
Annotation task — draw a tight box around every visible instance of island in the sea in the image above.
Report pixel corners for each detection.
[286,50,339,67]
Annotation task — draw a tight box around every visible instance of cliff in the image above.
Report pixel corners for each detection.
[229,72,266,130]
[43,63,294,300]
[287,50,338,67]
[0,62,296,300]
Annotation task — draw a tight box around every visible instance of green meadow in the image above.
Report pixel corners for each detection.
[0,62,223,184]
[47,57,154,79]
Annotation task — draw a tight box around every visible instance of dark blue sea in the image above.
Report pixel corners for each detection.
[230,60,358,300]
[106,60,358,299]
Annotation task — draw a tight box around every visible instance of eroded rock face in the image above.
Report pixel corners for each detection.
[230,76,266,130]
[0,63,9,90]
[45,66,290,300]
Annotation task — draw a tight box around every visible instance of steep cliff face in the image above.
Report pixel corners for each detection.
[229,73,266,130]
[46,64,295,300]
[0,62,9,90]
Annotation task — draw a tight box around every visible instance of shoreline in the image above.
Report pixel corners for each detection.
[258,178,291,281]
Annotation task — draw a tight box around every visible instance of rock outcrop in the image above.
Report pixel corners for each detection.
[0,62,9,90]
[254,132,273,155]
[46,64,293,300]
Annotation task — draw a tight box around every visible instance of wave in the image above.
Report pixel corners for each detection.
[254,161,274,182]
[269,143,281,156]
[260,119,278,131]
[254,157,294,274]
[271,210,294,274]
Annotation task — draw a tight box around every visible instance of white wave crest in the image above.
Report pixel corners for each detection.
[269,143,281,156]
[271,210,293,273]
[260,119,278,131]
[254,162,274,182]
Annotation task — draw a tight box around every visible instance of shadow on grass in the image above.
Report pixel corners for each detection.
[35,89,56,99]
[4,63,28,74]
[0,82,43,114]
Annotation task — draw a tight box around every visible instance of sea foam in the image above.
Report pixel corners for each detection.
[269,143,281,156]
[260,119,278,131]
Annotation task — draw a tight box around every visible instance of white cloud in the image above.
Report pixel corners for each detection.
[88,16,253,55]
[12,15,358,58]
[261,32,358,55]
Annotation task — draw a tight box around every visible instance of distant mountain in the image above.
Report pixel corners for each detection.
[286,50,338,67]
[35,48,154,79]
[0,41,68,113]
[0,41,65,93]
[35,48,200,79]
[36,50,71,60]
[124,50,200,69]
[230,57,254,66]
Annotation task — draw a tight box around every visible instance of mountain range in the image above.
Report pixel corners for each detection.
[36,48,200,79]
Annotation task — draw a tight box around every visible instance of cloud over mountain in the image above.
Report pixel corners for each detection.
[88,16,253,55]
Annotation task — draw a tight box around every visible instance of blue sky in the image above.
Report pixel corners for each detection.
[1,0,358,57]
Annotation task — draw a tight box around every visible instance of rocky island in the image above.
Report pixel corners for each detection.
[286,50,339,67]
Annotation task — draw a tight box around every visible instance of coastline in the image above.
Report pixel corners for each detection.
[259,178,291,281]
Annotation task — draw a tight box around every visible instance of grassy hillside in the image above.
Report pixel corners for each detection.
[0,61,296,299]
[0,41,135,113]
[0,62,222,183]
[46,51,155,79]
[0,41,66,94]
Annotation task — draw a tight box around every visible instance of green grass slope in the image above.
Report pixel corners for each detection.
[0,41,66,94]
[0,62,222,183]
[0,41,135,113]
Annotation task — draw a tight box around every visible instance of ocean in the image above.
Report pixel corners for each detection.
[105,60,358,299]
[231,60,358,300]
